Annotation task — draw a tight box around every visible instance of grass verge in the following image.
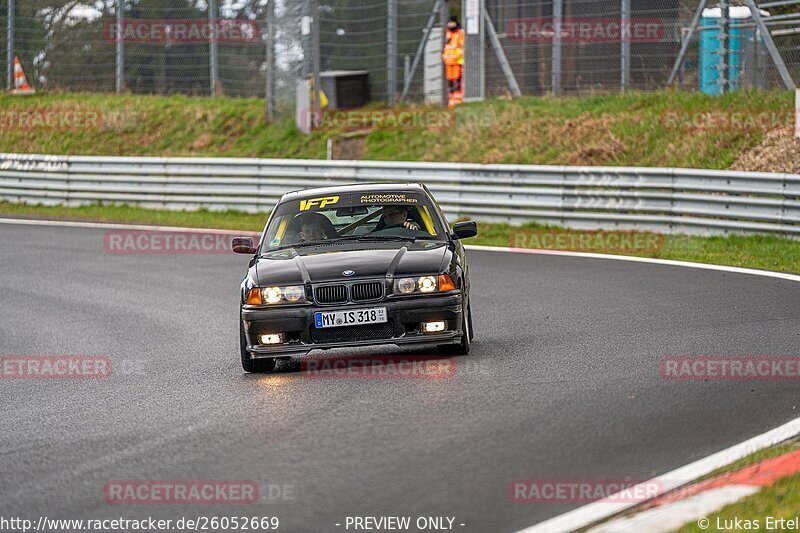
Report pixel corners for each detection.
[677,474,800,532]
[586,440,800,531]
[676,440,800,533]
[0,89,795,168]
[2,202,799,274]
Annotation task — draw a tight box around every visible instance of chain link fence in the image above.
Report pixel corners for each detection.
[319,0,436,103]
[483,0,799,96]
[3,1,799,117]
[484,0,688,95]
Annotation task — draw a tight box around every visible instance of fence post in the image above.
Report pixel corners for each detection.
[718,0,729,94]
[552,0,562,95]
[387,0,397,106]
[7,0,14,91]
[620,0,630,93]
[440,0,449,108]
[311,0,322,128]
[209,0,220,95]
[116,0,124,93]
[464,0,485,101]
[301,0,312,78]
[265,0,275,121]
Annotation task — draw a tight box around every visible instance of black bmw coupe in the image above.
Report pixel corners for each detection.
[233,183,477,373]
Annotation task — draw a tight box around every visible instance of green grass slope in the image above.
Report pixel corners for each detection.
[0,90,793,168]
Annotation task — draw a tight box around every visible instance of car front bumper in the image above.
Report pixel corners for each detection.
[241,292,464,359]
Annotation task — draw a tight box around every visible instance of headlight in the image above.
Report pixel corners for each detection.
[263,287,282,304]
[393,274,456,294]
[246,285,307,305]
[283,285,304,302]
[397,278,417,294]
[418,276,437,293]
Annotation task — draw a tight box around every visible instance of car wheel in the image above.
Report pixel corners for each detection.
[240,321,277,373]
[439,300,471,356]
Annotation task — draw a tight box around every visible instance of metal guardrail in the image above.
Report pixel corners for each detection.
[1,153,799,236]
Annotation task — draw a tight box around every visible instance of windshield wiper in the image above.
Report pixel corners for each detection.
[333,235,417,243]
[260,241,327,254]
[262,234,420,254]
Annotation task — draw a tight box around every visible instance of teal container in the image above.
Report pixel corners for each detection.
[700,11,755,95]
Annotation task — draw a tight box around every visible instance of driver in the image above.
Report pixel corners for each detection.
[292,212,337,243]
[376,205,420,231]
[300,219,327,242]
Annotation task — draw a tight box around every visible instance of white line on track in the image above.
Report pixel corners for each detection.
[2,217,799,532]
[467,245,800,532]
[2,218,799,283]
[0,217,256,234]
[465,244,800,284]
[587,486,761,533]
[517,418,800,533]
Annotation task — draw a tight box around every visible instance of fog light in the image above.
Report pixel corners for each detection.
[422,321,446,333]
[260,333,284,345]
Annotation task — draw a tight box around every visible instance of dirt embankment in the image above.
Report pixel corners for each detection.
[730,129,800,173]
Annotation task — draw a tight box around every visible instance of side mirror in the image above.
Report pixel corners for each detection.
[452,221,478,240]
[232,237,257,255]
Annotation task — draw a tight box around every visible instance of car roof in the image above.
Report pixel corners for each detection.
[280,182,427,202]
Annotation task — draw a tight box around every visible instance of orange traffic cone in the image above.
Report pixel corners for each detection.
[12,56,35,95]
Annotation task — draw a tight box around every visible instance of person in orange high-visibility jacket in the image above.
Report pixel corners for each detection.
[442,16,465,109]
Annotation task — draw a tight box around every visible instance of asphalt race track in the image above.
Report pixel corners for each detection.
[2,221,799,532]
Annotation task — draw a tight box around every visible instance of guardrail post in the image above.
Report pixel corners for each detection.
[669,168,677,233]
[781,174,789,225]
[63,156,71,206]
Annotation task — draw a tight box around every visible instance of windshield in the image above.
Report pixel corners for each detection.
[261,190,446,251]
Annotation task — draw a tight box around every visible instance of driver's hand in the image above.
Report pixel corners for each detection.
[403,221,420,230]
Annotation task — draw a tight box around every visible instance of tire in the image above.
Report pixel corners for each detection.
[439,300,471,356]
[467,302,474,341]
[240,321,277,373]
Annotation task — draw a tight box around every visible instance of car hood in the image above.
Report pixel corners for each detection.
[254,241,449,285]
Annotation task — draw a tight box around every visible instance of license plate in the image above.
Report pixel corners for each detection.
[314,307,387,329]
